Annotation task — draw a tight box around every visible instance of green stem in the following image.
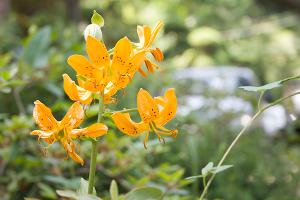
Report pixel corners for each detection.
[88,92,104,194]
[104,108,138,116]
[199,91,300,200]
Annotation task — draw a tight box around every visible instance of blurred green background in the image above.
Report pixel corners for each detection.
[1,0,300,199]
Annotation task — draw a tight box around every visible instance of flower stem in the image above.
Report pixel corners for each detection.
[88,92,104,194]
[199,91,300,200]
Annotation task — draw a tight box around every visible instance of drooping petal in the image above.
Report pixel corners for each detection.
[67,55,98,78]
[60,102,84,129]
[112,112,148,136]
[33,100,59,131]
[31,130,58,144]
[70,123,108,138]
[86,36,110,67]
[111,37,132,74]
[61,138,84,165]
[151,47,164,62]
[63,74,93,105]
[137,89,159,123]
[154,88,177,126]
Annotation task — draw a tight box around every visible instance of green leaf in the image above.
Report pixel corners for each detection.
[91,10,104,27]
[239,75,300,92]
[110,180,119,200]
[185,174,204,180]
[57,190,78,199]
[23,26,51,68]
[124,187,163,200]
[38,183,56,199]
[211,165,233,174]
[77,178,96,195]
[201,162,214,176]
[239,81,282,92]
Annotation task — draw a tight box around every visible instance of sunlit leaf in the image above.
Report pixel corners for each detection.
[124,187,163,200]
[211,165,233,174]
[77,178,96,195]
[23,26,51,68]
[91,10,104,27]
[239,75,300,92]
[110,180,119,200]
[201,162,214,176]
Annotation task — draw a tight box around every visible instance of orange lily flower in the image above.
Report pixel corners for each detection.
[135,21,164,76]
[109,37,145,90]
[67,36,110,93]
[65,36,144,104]
[31,100,108,165]
[112,88,177,149]
[63,74,115,104]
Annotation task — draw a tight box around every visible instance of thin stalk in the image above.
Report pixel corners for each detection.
[257,91,265,110]
[88,92,104,194]
[105,108,138,115]
[199,91,300,200]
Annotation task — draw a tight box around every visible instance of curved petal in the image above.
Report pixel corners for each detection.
[61,138,84,165]
[147,21,163,48]
[60,102,84,129]
[70,123,108,138]
[31,130,58,144]
[137,88,159,123]
[63,74,93,105]
[33,100,59,131]
[111,37,132,74]
[67,55,98,78]
[112,112,148,136]
[154,88,177,126]
[137,25,145,47]
[86,36,110,67]
[141,25,151,48]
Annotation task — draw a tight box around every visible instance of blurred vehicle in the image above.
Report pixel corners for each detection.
[172,66,298,135]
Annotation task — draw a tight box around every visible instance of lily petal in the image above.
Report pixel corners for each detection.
[112,112,148,136]
[86,36,110,67]
[61,138,84,165]
[137,88,159,123]
[148,21,164,48]
[33,100,59,131]
[111,37,132,74]
[60,102,84,129]
[63,74,93,105]
[67,55,98,78]
[70,123,108,138]
[154,88,177,126]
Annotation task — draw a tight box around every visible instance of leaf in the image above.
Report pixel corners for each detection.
[239,75,300,93]
[23,26,51,68]
[211,165,233,174]
[201,162,214,176]
[239,81,282,92]
[110,180,119,200]
[77,178,96,195]
[38,183,57,199]
[57,190,78,199]
[185,174,204,180]
[91,10,104,27]
[124,187,163,200]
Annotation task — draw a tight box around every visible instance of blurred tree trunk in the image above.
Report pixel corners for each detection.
[65,0,80,22]
[0,0,10,18]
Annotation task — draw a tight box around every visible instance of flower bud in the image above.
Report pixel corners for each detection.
[83,24,102,41]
